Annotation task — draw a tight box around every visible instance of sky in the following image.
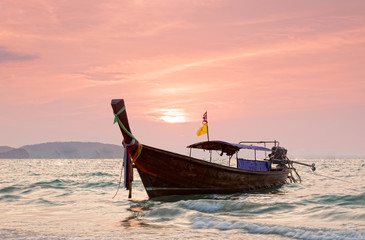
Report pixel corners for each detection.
[1,0,365,158]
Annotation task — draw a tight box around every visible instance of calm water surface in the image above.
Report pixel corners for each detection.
[0,158,364,239]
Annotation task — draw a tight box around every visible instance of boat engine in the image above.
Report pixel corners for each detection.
[269,145,316,184]
[269,146,302,183]
[269,146,288,161]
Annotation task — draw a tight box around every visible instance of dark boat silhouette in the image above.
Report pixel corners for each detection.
[111,99,306,199]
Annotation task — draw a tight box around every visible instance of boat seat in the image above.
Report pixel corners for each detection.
[237,158,270,171]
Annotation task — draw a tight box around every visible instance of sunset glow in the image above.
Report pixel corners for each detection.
[158,109,186,123]
[160,115,185,123]
[1,1,365,157]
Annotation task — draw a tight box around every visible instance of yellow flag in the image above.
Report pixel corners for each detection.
[197,124,208,136]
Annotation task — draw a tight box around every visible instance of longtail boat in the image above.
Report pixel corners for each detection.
[111,99,315,199]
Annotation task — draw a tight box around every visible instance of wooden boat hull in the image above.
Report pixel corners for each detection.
[111,98,291,199]
[135,145,291,198]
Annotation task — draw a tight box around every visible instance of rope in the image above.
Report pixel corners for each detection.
[113,106,138,141]
[113,107,143,163]
[131,144,143,163]
[313,172,352,183]
[112,161,124,199]
[112,106,143,199]
[112,140,131,199]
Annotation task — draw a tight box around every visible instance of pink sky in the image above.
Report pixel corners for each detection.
[1,0,365,157]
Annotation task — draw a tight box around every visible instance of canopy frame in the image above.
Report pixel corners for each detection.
[187,140,273,158]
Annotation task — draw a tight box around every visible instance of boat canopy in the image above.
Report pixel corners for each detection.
[187,140,271,156]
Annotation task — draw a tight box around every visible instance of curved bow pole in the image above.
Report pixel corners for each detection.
[111,99,141,198]
[111,99,134,146]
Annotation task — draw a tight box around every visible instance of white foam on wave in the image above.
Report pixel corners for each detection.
[191,215,365,240]
[178,199,255,213]
[178,200,227,213]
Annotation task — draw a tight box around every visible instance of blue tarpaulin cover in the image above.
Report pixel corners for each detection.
[237,159,270,171]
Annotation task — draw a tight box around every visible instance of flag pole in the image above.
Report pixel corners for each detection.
[206,119,210,142]
[206,111,212,161]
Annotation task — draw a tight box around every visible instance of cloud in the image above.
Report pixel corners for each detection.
[0,46,38,63]
[74,71,131,82]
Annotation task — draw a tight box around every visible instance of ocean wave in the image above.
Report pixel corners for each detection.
[307,193,365,207]
[69,171,116,177]
[0,194,22,202]
[0,177,117,194]
[29,179,70,189]
[145,207,183,222]
[79,181,115,188]
[0,185,19,194]
[0,184,31,202]
[191,215,365,240]
[178,199,296,215]
[178,199,249,213]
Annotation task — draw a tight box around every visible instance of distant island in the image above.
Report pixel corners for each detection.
[0,142,123,159]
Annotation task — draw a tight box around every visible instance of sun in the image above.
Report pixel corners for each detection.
[158,108,186,123]
[161,115,185,123]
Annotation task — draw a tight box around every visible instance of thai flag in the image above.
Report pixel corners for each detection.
[202,111,207,124]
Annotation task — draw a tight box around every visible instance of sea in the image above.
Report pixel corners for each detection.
[0,158,364,240]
